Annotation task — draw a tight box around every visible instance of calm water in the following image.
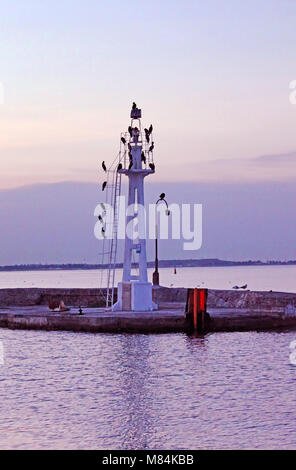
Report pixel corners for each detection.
[1,265,296,449]
[0,328,296,449]
[0,264,296,292]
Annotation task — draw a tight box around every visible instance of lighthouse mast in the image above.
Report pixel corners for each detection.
[113,104,157,311]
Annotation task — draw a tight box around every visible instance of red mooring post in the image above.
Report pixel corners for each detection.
[193,288,198,331]
[199,289,205,332]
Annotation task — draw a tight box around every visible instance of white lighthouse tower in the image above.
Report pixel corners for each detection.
[113,104,157,311]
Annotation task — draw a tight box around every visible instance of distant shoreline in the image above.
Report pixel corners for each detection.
[1,258,296,272]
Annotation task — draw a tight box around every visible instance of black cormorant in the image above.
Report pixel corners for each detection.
[144,128,150,143]
[102,181,107,191]
[159,193,165,200]
[102,161,107,172]
[121,137,126,145]
[149,163,155,171]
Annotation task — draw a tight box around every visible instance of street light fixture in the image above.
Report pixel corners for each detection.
[152,194,170,286]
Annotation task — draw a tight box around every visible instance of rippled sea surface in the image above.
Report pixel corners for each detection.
[1,328,296,449]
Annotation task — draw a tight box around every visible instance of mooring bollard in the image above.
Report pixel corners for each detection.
[185,288,208,333]
[193,288,198,331]
[199,289,205,332]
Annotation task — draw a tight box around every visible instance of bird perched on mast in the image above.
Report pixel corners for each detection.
[117,163,122,171]
[102,181,107,191]
[149,142,154,153]
[101,161,107,172]
[141,151,146,164]
[121,137,126,145]
[149,163,155,171]
[132,102,137,110]
[159,193,165,200]
[144,128,150,143]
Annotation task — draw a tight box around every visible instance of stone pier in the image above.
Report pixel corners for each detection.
[0,287,296,333]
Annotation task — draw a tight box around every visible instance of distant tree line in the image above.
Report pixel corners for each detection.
[0,258,296,272]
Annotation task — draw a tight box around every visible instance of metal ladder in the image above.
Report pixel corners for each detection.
[98,151,124,308]
[105,168,122,307]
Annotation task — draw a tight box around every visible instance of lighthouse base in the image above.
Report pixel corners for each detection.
[112,282,158,312]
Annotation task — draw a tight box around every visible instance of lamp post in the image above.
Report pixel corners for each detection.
[152,195,170,286]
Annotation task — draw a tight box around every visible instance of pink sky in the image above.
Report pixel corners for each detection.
[1,0,296,188]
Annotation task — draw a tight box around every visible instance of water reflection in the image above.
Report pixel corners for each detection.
[0,328,296,449]
[116,335,155,449]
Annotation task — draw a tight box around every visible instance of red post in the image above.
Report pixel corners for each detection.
[193,288,198,331]
[199,289,205,332]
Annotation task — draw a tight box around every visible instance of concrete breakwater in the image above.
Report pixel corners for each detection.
[1,286,296,309]
[0,287,296,333]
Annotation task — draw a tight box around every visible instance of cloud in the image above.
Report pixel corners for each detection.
[175,150,296,183]
[0,180,296,265]
[256,151,296,163]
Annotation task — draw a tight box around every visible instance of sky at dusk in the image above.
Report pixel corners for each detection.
[0,1,296,264]
[1,0,296,188]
